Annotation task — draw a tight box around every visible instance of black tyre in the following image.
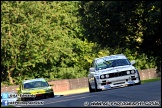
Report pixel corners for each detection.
[21,98,30,101]
[89,82,94,93]
[136,70,141,85]
[21,98,25,101]
[135,76,141,85]
[22,97,34,101]
[135,81,141,85]
[49,92,54,98]
[94,79,102,92]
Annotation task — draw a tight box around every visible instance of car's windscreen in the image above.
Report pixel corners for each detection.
[23,81,49,89]
[96,58,131,70]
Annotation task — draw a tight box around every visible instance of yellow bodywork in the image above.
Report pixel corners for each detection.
[21,87,53,95]
[29,89,46,94]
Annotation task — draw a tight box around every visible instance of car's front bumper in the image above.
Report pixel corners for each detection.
[96,74,141,90]
[20,92,54,100]
[35,92,54,99]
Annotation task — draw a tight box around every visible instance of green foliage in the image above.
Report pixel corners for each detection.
[1,1,93,85]
[122,49,156,70]
[79,1,160,69]
[1,1,160,86]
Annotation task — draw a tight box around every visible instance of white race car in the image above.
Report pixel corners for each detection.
[88,54,141,93]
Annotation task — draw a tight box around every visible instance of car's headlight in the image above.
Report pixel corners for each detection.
[46,89,53,92]
[105,74,109,78]
[131,70,135,74]
[100,75,105,79]
[127,71,130,74]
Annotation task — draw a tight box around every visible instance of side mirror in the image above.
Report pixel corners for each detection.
[130,60,136,65]
[89,67,95,72]
[50,84,54,86]
[16,88,20,91]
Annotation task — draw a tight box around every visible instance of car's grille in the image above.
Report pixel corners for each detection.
[109,71,127,78]
[100,70,133,79]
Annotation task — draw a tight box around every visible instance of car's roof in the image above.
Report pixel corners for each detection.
[95,54,127,61]
[22,78,46,84]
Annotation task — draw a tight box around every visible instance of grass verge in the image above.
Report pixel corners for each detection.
[141,77,161,84]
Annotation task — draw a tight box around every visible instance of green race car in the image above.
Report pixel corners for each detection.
[16,78,54,101]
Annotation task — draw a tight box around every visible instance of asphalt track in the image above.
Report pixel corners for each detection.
[17,80,161,107]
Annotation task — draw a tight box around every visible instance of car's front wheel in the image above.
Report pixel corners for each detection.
[21,97,34,101]
[135,81,141,85]
[49,92,54,98]
[88,82,95,93]
[94,79,102,92]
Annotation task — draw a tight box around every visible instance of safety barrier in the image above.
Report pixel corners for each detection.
[1,68,161,93]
